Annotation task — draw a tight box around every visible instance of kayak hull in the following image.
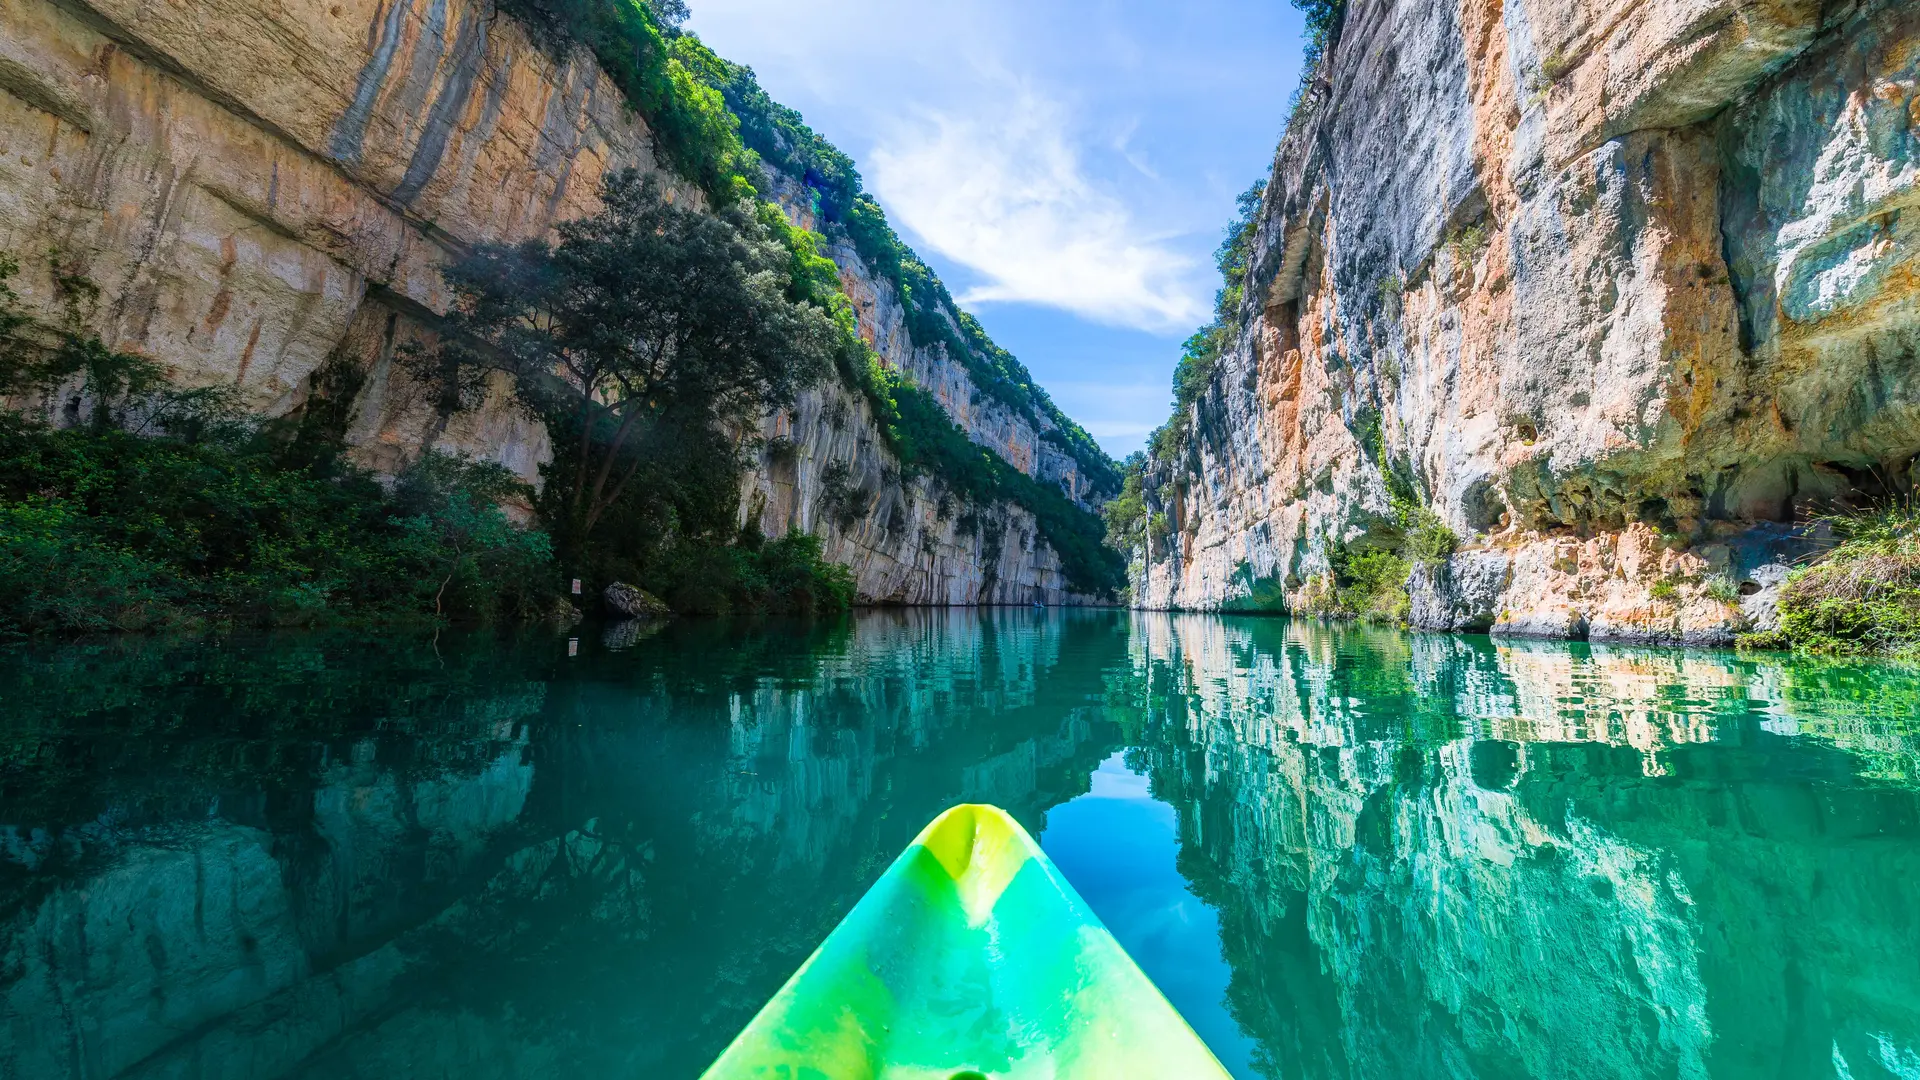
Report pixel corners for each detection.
[701,803,1232,1080]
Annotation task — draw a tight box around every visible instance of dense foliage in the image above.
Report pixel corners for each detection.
[671,37,1120,499]
[0,258,559,634]
[857,359,1126,597]
[1294,0,1348,78]
[1102,454,1149,557]
[413,171,859,616]
[0,401,559,636]
[0,240,857,634]
[4,0,1122,626]
[1742,503,1920,657]
[1299,544,1411,624]
[431,171,835,542]
[495,0,752,198]
[646,527,856,617]
[1292,412,1458,624]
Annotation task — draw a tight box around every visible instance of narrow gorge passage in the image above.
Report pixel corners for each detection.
[1,0,1918,1077]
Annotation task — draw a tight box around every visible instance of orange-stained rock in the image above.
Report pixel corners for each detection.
[1136,0,1919,642]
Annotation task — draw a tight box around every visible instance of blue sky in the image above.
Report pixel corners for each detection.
[685,1,1308,458]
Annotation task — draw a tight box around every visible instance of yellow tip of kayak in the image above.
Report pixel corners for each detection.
[700,804,1232,1080]
[915,805,1032,927]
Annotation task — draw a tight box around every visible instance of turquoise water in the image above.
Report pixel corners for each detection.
[3,611,1919,1078]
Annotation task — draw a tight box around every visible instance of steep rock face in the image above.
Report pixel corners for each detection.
[737,377,1092,604]
[759,169,1106,510]
[0,0,638,480]
[735,171,1106,604]
[0,0,1099,604]
[830,236,1100,506]
[1138,0,1918,640]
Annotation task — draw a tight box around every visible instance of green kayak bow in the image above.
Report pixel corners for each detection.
[701,803,1232,1079]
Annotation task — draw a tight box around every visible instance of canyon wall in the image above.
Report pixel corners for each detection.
[759,169,1109,510]
[736,170,1108,604]
[0,0,1104,605]
[1138,0,1919,641]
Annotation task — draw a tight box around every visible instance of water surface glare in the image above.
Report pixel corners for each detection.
[4,611,1920,1079]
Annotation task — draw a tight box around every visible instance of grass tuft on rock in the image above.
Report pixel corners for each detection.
[1740,502,1920,657]
[1301,544,1412,624]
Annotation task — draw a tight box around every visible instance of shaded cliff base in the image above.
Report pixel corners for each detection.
[1415,495,1920,654]
[1738,502,1920,657]
[1168,498,1920,658]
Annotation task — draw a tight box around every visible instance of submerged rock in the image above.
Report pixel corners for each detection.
[602,618,666,651]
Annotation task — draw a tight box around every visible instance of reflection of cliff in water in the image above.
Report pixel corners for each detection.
[1125,617,1920,1080]
[0,612,1128,1078]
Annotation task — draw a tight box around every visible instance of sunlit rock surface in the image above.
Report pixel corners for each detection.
[0,0,1103,606]
[734,172,1112,605]
[1136,0,1918,641]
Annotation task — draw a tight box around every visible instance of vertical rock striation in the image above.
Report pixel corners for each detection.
[1138,0,1918,641]
[0,0,1111,605]
[735,170,1115,604]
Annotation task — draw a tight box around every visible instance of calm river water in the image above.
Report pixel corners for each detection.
[4,612,1919,1078]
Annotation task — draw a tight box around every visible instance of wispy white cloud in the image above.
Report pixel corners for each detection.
[684,0,1303,452]
[1042,380,1172,450]
[868,90,1211,334]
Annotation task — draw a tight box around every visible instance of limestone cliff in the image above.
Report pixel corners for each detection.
[736,169,1112,604]
[757,169,1112,511]
[1137,0,1919,641]
[0,0,1109,605]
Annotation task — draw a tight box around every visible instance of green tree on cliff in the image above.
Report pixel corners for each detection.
[430,171,836,545]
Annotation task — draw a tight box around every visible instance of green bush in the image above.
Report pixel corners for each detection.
[432,171,834,546]
[496,0,755,197]
[0,252,559,635]
[1102,454,1149,555]
[647,528,854,616]
[1743,503,1920,656]
[1148,181,1266,460]
[854,359,1125,597]
[672,40,1119,500]
[0,413,560,636]
[487,6,1123,592]
[1301,544,1411,624]
[1293,0,1348,96]
[1403,506,1459,568]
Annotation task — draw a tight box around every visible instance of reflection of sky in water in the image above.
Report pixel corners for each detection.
[1044,753,1261,1078]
